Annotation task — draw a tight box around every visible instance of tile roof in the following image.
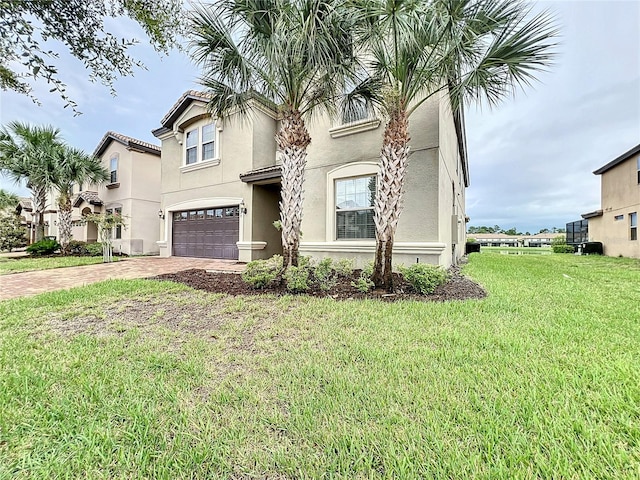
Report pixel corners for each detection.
[239,165,282,183]
[73,191,103,208]
[93,131,161,158]
[18,197,32,211]
[159,90,211,127]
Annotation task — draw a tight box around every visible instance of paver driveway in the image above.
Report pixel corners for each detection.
[0,256,244,301]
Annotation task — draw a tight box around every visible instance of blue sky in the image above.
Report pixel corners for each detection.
[1,0,639,233]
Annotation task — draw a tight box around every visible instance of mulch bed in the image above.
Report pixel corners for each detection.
[152,264,487,302]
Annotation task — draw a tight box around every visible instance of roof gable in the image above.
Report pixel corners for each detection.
[94,131,161,158]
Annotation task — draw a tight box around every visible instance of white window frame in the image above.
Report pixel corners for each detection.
[631,212,637,241]
[325,162,379,242]
[182,122,221,170]
[334,175,376,240]
[109,154,119,184]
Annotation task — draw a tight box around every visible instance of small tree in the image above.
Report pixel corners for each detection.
[83,212,126,263]
[0,212,27,251]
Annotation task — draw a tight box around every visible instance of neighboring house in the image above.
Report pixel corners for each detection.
[521,232,565,247]
[582,143,640,258]
[471,233,520,247]
[50,132,162,255]
[152,90,468,267]
[16,197,57,244]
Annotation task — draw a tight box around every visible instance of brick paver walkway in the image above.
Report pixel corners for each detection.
[0,256,245,301]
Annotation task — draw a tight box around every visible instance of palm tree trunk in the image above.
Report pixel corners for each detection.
[31,184,47,242]
[57,192,73,253]
[372,107,411,291]
[276,109,311,269]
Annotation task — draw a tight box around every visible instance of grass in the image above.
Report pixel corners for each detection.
[1,254,639,478]
[480,246,553,254]
[0,255,111,274]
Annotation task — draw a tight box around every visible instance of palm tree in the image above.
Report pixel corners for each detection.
[0,189,19,210]
[50,145,109,252]
[348,0,557,291]
[0,122,62,242]
[189,0,358,268]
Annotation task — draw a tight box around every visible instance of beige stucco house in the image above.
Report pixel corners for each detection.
[583,143,640,258]
[152,90,468,267]
[53,132,162,255]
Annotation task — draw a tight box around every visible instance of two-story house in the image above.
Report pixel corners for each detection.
[63,132,162,255]
[582,143,640,258]
[152,90,468,267]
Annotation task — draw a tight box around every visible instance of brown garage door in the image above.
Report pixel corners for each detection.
[172,206,239,259]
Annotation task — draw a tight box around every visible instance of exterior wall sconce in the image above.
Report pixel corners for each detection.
[240,201,247,215]
[158,209,165,220]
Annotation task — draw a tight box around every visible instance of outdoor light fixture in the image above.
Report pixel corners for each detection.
[158,209,165,220]
[240,201,247,215]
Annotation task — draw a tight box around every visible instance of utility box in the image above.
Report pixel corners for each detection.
[465,242,481,254]
[581,242,603,255]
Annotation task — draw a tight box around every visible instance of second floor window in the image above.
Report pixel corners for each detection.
[185,128,198,165]
[637,156,639,184]
[202,124,215,161]
[110,155,118,183]
[184,123,217,166]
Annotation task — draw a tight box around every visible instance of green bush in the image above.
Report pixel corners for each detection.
[66,240,89,255]
[85,242,103,256]
[466,237,476,243]
[334,258,354,277]
[551,235,574,254]
[26,238,60,256]
[242,255,284,289]
[314,258,338,291]
[351,261,374,293]
[398,263,448,295]
[553,244,575,254]
[284,265,310,293]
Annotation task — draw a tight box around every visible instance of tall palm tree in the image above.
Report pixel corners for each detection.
[50,145,109,252]
[0,122,62,242]
[189,0,358,268]
[348,0,557,291]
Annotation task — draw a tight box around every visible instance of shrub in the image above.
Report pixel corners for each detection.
[398,263,448,295]
[284,265,310,293]
[466,237,476,243]
[242,255,284,289]
[314,258,337,291]
[26,238,60,256]
[553,244,575,254]
[351,261,374,293]
[66,240,88,255]
[85,242,103,256]
[334,258,354,277]
[551,235,574,254]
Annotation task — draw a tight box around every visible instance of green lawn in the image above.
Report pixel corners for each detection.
[480,246,553,254]
[0,255,110,274]
[1,254,639,478]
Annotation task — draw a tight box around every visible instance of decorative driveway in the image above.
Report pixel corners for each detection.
[0,257,245,301]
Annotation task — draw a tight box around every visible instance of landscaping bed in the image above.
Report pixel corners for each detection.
[152,264,487,302]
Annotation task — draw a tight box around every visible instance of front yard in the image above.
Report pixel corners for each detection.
[0,255,110,275]
[1,253,638,478]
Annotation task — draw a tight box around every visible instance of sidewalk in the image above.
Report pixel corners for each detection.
[0,256,244,301]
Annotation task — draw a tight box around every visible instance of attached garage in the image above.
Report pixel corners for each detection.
[172,207,239,259]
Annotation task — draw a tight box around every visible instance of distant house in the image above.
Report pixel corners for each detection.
[582,143,640,258]
[471,233,520,247]
[521,232,565,247]
[49,132,162,255]
[15,197,57,244]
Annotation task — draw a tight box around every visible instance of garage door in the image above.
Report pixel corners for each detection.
[172,206,239,259]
